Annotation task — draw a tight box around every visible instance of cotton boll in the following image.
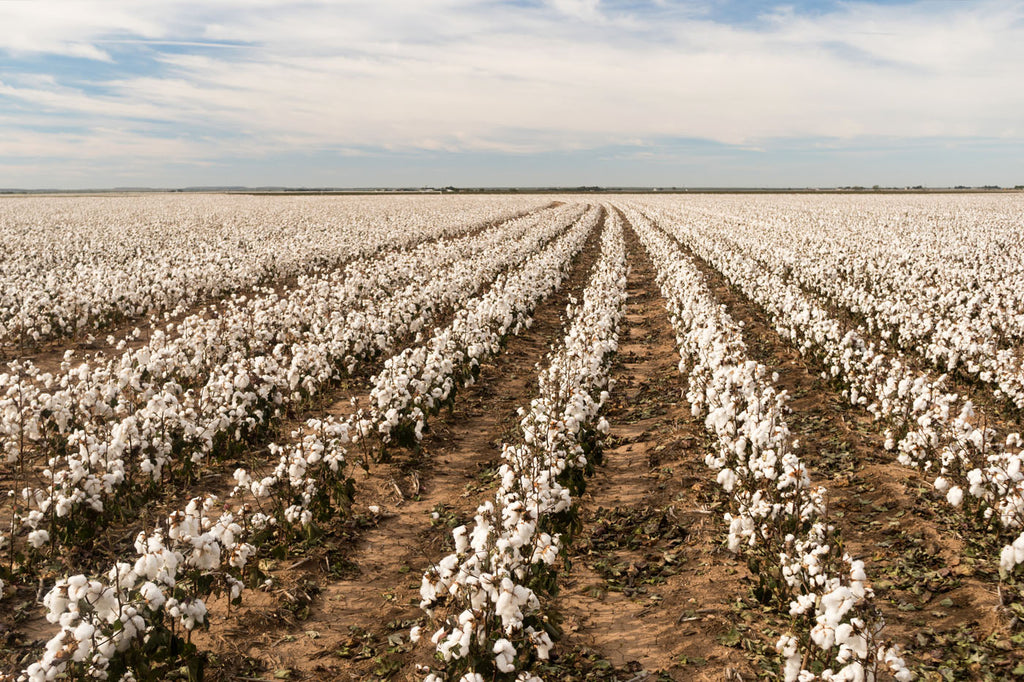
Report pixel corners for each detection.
[493,638,517,673]
[28,529,50,549]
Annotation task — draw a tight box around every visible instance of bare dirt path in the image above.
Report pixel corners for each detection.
[664,227,1016,678]
[549,217,755,681]
[199,211,606,681]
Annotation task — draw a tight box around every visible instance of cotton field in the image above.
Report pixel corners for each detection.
[1,193,1021,681]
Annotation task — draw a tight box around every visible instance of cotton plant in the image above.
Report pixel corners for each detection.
[21,495,258,682]
[1,204,590,595]
[637,200,1024,586]
[417,210,626,680]
[230,416,355,543]
[0,195,547,351]
[368,209,599,452]
[18,413,352,680]
[16,207,603,679]
[638,194,1024,413]
[625,206,910,681]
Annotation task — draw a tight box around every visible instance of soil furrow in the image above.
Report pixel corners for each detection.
[549,215,754,681]
[0,205,587,676]
[773,259,1024,431]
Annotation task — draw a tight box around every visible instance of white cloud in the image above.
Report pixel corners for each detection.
[1,0,1023,182]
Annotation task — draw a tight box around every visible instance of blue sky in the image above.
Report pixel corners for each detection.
[1,0,1022,188]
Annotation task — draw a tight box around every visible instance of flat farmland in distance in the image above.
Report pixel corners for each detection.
[2,193,1023,681]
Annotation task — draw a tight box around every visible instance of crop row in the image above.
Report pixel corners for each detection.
[658,195,1024,412]
[417,209,627,680]
[0,194,547,349]
[11,205,600,681]
[0,204,591,597]
[623,206,910,681]
[636,201,1024,585]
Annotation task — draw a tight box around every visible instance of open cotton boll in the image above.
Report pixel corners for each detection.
[1000,532,1024,573]
[28,529,50,549]
[493,638,516,673]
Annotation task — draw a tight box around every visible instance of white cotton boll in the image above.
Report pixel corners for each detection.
[28,529,49,549]
[811,623,835,650]
[139,581,165,610]
[457,623,473,657]
[717,468,738,492]
[73,621,96,643]
[933,476,949,493]
[1000,533,1024,573]
[789,593,815,616]
[410,625,422,643]
[946,486,964,507]
[844,632,868,659]
[493,638,517,673]
[453,525,469,554]
[1000,544,1017,573]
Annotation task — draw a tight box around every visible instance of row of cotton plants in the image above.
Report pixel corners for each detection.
[680,193,1024,344]
[415,209,626,681]
[0,194,548,350]
[0,202,575,504]
[364,207,600,450]
[636,203,1024,580]
[15,419,351,682]
[622,206,910,681]
[12,207,603,681]
[229,204,601,547]
[653,195,1024,412]
[0,205,589,597]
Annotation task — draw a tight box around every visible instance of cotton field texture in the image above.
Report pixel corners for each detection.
[1,192,1022,681]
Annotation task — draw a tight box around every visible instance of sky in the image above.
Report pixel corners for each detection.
[1,0,1022,189]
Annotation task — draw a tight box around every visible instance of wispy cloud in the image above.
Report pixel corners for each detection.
[1,0,1022,186]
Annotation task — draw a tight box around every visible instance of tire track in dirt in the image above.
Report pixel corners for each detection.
[660,225,1012,676]
[550,215,754,681]
[200,210,606,681]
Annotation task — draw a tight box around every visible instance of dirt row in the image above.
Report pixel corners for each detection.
[194,209,782,681]
[771,252,1024,433]
[5,202,1018,680]
[0,202,575,559]
[550,218,754,681]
